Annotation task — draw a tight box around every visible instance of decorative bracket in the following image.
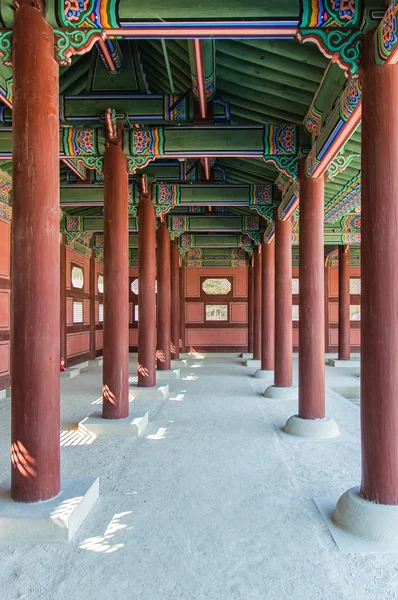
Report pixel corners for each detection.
[263,156,300,180]
[54,28,104,66]
[326,152,359,181]
[297,1,364,76]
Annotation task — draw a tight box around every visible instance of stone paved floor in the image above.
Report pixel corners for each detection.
[0,356,396,600]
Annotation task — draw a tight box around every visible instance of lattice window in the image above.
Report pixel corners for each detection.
[205,304,228,321]
[71,266,84,289]
[98,303,104,323]
[350,305,360,321]
[292,278,299,295]
[97,274,104,294]
[131,279,157,294]
[292,305,299,321]
[72,301,83,323]
[350,278,361,294]
[134,305,139,322]
[202,278,231,295]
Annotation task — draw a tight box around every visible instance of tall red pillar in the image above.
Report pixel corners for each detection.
[157,223,171,370]
[261,242,275,372]
[102,127,129,419]
[298,172,325,420]
[180,263,186,353]
[11,3,60,502]
[360,36,398,505]
[138,191,157,387]
[247,261,254,355]
[338,246,351,361]
[333,35,398,540]
[284,169,338,438]
[253,246,262,360]
[170,241,180,360]
[264,218,296,398]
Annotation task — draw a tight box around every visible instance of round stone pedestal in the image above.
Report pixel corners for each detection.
[263,385,298,400]
[284,415,339,439]
[253,369,273,379]
[333,486,398,543]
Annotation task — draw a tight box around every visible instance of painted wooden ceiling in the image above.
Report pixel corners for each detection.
[0,0,371,255]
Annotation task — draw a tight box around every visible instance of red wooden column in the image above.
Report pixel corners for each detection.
[170,240,180,360]
[338,246,351,361]
[156,222,171,370]
[284,167,338,437]
[253,245,262,360]
[333,35,398,540]
[138,189,157,387]
[247,260,254,354]
[11,3,60,502]
[102,126,129,419]
[260,242,275,373]
[264,218,296,398]
[179,262,186,353]
[298,172,325,419]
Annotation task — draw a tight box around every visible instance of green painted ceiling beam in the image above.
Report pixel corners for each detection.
[0,125,306,158]
[60,216,138,232]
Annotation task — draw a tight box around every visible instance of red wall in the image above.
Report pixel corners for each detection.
[129,267,139,349]
[0,214,11,389]
[65,246,103,366]
[185,267,248,352]
[326,265,360,352]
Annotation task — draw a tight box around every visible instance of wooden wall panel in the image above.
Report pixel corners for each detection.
[329,303,338,323]
[326,266,361,352]
[129,329,138,347]
[95,329,103,349]
[187,328,247,347]
[184,267,249,351]
[0,290,10,329]
[230,302,248,323]
[67,332,90,357]
[186,302,204,323]
[83,299,90,324]
[66,298,73,325]
[0,342,10,375]
[186,267,248,297]
[0,219,10,278]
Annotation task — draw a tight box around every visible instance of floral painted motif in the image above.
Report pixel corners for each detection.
[132,128,164,156]
[61,0,118,28]
[264,125,297,156]
[330,0,356,22]
[64,0,93,23]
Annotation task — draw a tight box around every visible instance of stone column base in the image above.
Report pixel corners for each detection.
[284,414,339,439]
[263,385,298,400]
[253,369,273,379]
[328,359,360,368]
[332,486,398,544]
[79,411,148,437]
[156,369,180,381]
[0,478,99,543]
[244,359,261,368]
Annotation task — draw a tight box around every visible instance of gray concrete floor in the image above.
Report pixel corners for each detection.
[0,356,396,600]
